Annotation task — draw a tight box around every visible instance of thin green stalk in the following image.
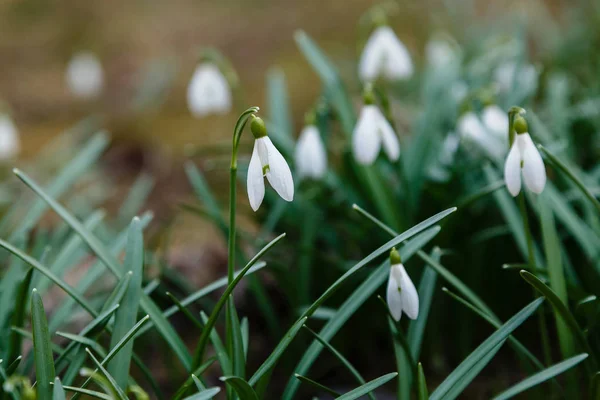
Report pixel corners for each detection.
[518,193,552,366]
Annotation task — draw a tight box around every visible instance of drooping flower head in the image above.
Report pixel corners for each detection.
[295,124,327,180]
[504,114,546,196]
[66,52,104,99]
[352,87,400,165]
[187,63,232,118]
[425,34,459,69]
[386,248,419,322]
[247,116,294,211]
[457,104,508,161]
[359,25,413,82]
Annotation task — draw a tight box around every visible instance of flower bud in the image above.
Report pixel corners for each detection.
[390,247,402,265]
[250,115,267,139]
[514,115,528,134]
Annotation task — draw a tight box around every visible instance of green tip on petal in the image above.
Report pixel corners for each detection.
[514,115,528,134]
[250,115,268,139]
[390,247,402,265]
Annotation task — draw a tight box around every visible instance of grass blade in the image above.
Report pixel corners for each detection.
[441,287,545,372]
[282,227,441,400]
[520,270,596,367]
[53,377,66,400]
[295,374,341,397]
[417,363,429,400]
[108,217,144,389]
[248,316,307,386]
[13,169,192,370]
[492,353,588,400]
[31,288,55,400]
[336,372,398,400]
[59,385,112,400]
[85,348,128,400]
[301,325,374,400]
[191,233,286,368]
[182,387,221,400]
[538,144,600,213]
[220,376,259,400]
[6,268,33,363]
[430,297,545,400]
[540,194,574,361]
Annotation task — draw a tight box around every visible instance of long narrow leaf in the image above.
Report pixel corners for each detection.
[108,217,144,389]
[336,372,398,400]
[430,297,545,400]
[31,288,55,400]
[492,353,588,400]
[220,376,259,400]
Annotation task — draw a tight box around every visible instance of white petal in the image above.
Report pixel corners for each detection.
[520,133,546,194]
[295,125,327,179]
[395,264,419,320]
[386,270,403,321]
[0,115,19,160]
[247,142,265,211]
[358,28,387,82]
[482,105,508,140]
[66,52,103,99]
[262,137,294,202]
[378,27,413,80]
[504,141,522,197]
[458,112,504,160]
[187,63,231,118]
[425,39,454,68]
[376,110,400,161]
[353,106,382,165]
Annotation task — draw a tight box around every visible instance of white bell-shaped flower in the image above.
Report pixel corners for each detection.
[504,116,546,196]
[386,248,419,322]
[187,63,232,118]
[425,38,455,68]
[353,104,400,165]
[359,26,413,82]
[247,116,294,211]
[457,105,508,160]
[66,52,104,99]
[295,125,327,179]
[0,114,19,161]
[494,61,539,94]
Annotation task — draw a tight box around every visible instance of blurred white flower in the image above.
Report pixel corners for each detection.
[247,117,294,211]
[0,114,20,161]
[425,39,455,68]
[66,52,104,99]
[494,61,538,94]
[504,130,546,197]
[187,63,232,118]
[481,104,509,139]
[359,26,413,82]
[457,105,508,160]
[387,248,418,322]
[352,105,399,165]
[428,133,459,182]
[295,125,327,180]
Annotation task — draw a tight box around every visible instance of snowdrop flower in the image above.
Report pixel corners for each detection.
[425,38,456,68]
[187,63,232,118]
[359,26,413,82]
[295,125,327,179]
[387,248,418,322]
[504,116,546,196]
[0,114,19,161]
[66,52,104,99]
[457,105,508,160]
[353,92,399,165]
[494,61,538,94]
[247,116,294,211]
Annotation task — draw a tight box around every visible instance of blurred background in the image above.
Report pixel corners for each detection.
[1,0,598,398]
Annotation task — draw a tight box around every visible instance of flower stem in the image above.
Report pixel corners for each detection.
[518,192,552,366]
